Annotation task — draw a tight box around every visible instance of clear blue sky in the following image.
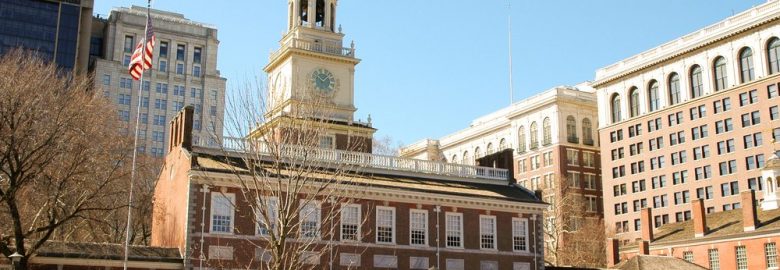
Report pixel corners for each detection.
[95,0,766,146]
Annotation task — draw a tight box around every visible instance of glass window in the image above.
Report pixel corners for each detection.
[648,81,660,112]
[566,116,577,142]
[159,41,169,58]
[668,73,680,105]
[713,57,728,91]
[159,60,167,72]
[769,38,780,75]
[512,218,528,251]
[629,87,640,117]
[193,66,201,77]
[445,213,463,248]
[582,118,593,145]
[479,216,496,249]
[176,63,184,74]
[376,207,395,244]
[739,47,755,83]
[767,242,778,269]
[517,126,526,152]
[543,117,551,145]
[176,44,185,61]
[530,122,538,149]
[256,197,278,235]
[300,201,320,238]
[211,193,234,233]
[736,246,747,270]
[409,210,427,246]
[611,94,622,123]
[124,35,134,53]
[691,65,704,98]
[194,47,202,64]
[340,204,360,241]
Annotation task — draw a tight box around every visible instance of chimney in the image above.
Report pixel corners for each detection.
[692,199,707,237]
[168,105,194,152]
[638,240,650,255]
[606,238,620,267]
[640,208,654,242]
[742,190,758,232]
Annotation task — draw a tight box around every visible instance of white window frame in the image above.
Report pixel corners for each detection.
[375,206,396,244]
[256,196,278,236]
[299,200,321,239]
[512,217,529,252]
[567,149,580,166]
[210,193,235,234]
[479,215,497,250]
[319,134,336,149]
[445,212,464,249]
[340,204,361,242]
[409,209,428,246]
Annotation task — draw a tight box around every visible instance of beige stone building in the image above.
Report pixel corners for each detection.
[401,84,603,265]
[92,6,226,157]
[595,0,780,243]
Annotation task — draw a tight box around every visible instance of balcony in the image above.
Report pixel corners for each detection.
[270,38,356,61]
[567,136,579,144]
[204,137,510,182]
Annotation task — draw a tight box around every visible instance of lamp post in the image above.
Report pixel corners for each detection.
[9,252,23,270]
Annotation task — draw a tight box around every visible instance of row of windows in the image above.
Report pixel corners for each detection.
[609,38,780,124]
[102,74,219,101]
[451,138,509,165]
[701,244,778,270]
[123,36,204,76]
[517,117,595,153]
[518,172,600,193]
[517,151,597,173]
[211,194,531,252]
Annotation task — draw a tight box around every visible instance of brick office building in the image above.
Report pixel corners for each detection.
[594,0,780,243]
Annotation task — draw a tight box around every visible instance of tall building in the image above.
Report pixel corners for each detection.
[151,1,547,269]
[0,0,94,74]
[93,6,226,157]
[401,84,603,265]
[594,0,780,243]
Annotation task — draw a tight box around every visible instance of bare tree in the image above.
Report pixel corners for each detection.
[372,135,401,156]
[540,176,605,268]
[0,50,130,269]
[205,78,373,270]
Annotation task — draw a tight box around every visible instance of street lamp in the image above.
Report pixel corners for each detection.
[9,252,23,270]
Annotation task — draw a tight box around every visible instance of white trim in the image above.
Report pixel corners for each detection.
[409,209,429,246]
[255,196,278,236]
[445,212,464,249]
[209,192,235,235]
[376,206,396,244]
[479,215,498,250]
[340,203,361,242]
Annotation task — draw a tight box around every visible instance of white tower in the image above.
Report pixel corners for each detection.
[253,0,375,153]
[761,153,780,210]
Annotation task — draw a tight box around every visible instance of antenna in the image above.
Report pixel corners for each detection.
[508,0,515,105]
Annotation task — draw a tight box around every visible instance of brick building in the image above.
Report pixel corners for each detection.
[0,242,182,270]
[151,107,546,270]
[594,0,780,242]
[401,84,603,264]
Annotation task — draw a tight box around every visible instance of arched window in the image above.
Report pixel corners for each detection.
[713,56,728,91]
[629,87,640,117]
[463,151,470,165]
[582,118,593,145]
[610,94,622,123]
[768,38,780,75]
[648,81,660,112]
[451,154,458,164]
[330,3,336,31]
[739,47,755,83]
[690,65,704,98]
[530,122,539,149]
[542,117,551,146]
[668,73,681,105]
[315,0,325,27]
[300,0,309,24]
[474,147,482,160]
[499,138,506,150]
[517,127,526,152]
[486,143,494,155]
[566,116,577,143]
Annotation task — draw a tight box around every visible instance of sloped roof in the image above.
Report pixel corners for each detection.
[191,150,544,205]
[615,255,707,270]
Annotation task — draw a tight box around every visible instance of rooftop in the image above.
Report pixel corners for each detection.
[614,255,707,270]
[111,6,217,29]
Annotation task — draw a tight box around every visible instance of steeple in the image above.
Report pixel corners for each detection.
[288,0,337,32]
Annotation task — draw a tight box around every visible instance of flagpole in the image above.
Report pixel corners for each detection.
[508,0,514,105]
[123,1,151,269]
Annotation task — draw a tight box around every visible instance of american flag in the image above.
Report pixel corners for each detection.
[128,14,155,80]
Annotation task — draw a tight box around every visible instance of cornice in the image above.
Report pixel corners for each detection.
[264,48,361,73]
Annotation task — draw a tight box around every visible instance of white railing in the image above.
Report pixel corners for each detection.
[270,38,355,60]
[204,137,509,182]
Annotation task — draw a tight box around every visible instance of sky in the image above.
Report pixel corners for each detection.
[95,0,767,147]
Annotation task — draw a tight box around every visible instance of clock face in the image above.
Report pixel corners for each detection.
[311,68,336,94]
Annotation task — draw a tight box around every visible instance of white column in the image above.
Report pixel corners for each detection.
[308,0,316,28]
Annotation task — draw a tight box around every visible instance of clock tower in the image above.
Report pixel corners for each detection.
[253,0,375,152]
